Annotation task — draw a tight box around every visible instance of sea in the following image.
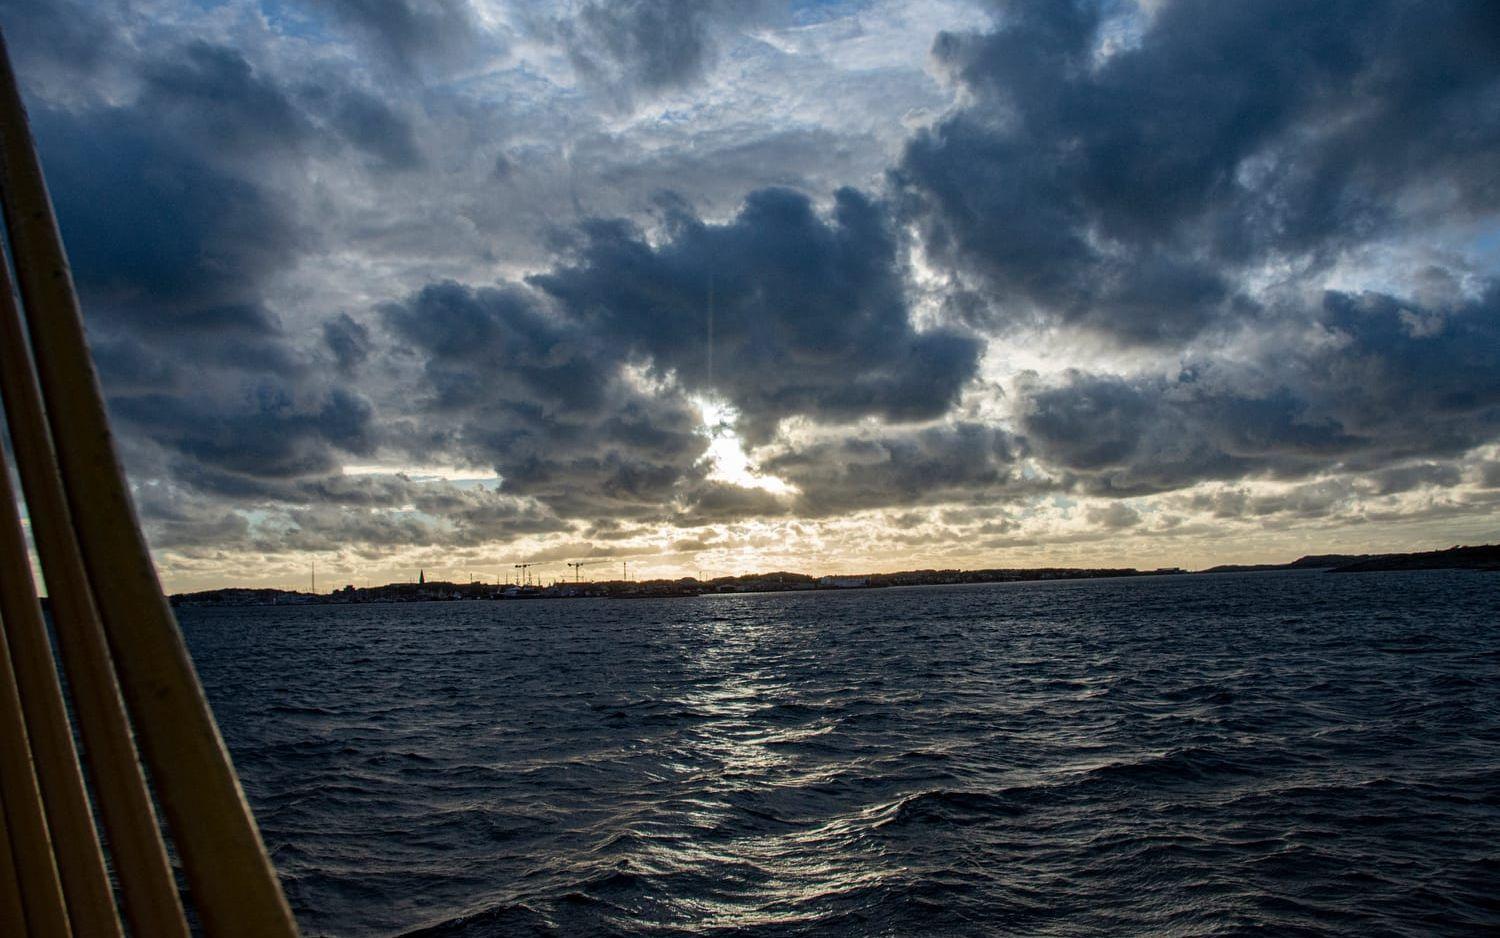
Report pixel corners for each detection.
[179,569,1500,937]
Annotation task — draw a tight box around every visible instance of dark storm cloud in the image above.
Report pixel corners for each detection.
[8,0,1499,564]
[325,88,424,170]
[1358,463,1462,497]
[533,187,983,441]
[138,39,425,174]
[1255,481,1354,521]
[763,422,1026,516]
[381,282,710,518]
[323,313,374,374]
[1018,373,1349,494]
[116,384,374,487]
[267,483,569,553]
[303,0,485,74]
[37,105,304,314]
[134,463,570,554]
[382,282,611,416]
[139,42,314,154]
[260,506,444,553]
[0,0,120,90]
[294,472,423,508]
[32,86,376,495]
[669,480,790,527]
[1316,289,1500,437]
[896,0,1500,344]
[1019,283,1500,495]
[16,0,999,533]
[11,8,470,514]
[135,481,253,552]
[542,0,777,104]
[381,192,991,521]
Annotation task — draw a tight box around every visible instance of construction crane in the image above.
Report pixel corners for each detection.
[513,562,538,586]
[567,560,603,583]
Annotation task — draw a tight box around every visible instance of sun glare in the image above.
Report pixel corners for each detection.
[695,397,797,495]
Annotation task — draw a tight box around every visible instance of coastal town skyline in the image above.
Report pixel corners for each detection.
[164,545,1498,608]
[7,0,1500,593]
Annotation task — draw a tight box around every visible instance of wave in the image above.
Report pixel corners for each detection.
[871,787,1036,830]
[1083,746,1260,786]
[403,901,558,937]
[176,569,1500,936]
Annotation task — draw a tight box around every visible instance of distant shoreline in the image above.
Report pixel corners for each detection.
[166,544,1499,608]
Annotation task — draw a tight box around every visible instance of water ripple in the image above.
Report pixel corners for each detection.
[181,570,1500,936]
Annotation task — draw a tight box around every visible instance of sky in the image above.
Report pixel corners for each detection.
[4,0,1500,591]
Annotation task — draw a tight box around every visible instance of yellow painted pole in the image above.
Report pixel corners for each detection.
[0,27,298,938]
[0,456,122,936]
[0,262,190,935]
[0,612,71,938]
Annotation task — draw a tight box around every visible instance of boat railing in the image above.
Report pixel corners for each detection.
[0,26,298,937]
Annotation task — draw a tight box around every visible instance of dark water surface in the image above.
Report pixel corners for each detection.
[181,571,1500,936]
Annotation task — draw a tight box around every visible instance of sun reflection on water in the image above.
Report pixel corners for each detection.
[625,607,901,930]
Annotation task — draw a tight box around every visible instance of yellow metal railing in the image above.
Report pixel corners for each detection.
[0,26,298,937]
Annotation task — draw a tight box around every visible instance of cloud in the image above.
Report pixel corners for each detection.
[31,68,376,497]
[37,105,305,316]
[303,0,488,74]
[536,0,780,106]
[1357,463,1463,497]
[533,186,983,441]
[0,0,125,100]
[1086,502,1141,530]
[135,468,570,555]
[670,480,792,527]
[764,421,1026,516]
[379,281,710,519]
[7,0,1500,583]
[322,88,425,171]
[895,0,1500,344]
[1018,282,1500,494]
[116,383,373,484]
[377,183,987,523]
[139,42,315,155]
[135,481,253,552]
[323,313,373,374]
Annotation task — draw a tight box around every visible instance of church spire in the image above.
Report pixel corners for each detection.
[418,569,425,585]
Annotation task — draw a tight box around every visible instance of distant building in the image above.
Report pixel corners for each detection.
[818,576,868,589]
[419,569,425,585]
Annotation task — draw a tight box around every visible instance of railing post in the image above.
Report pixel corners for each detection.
[0,248,190,937]
[0,25,298,938]
[0,612,72,938]
[0,443,121,936]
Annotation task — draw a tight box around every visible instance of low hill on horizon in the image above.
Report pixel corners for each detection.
[1202,545,1500,574]
[1330,544,1500,573]
[1200,554,1371,574]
